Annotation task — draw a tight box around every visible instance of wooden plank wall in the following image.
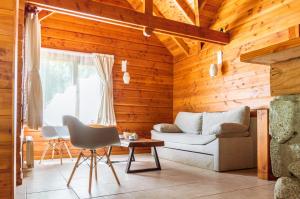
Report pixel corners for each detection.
[16,0,25,186]
[0,0,18,198]
[24,13,173,160]
[173,0,300,116]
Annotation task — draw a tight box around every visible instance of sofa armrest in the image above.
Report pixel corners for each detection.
[214,136,256,171]
[216,131,250,138]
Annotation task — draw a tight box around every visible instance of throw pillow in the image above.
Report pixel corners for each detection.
[153,123,182,133]
[206,123,249,136]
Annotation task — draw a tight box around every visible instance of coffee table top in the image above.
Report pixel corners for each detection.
[120,138,164,147]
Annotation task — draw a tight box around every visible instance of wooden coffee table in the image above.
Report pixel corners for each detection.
[108,138,164,173]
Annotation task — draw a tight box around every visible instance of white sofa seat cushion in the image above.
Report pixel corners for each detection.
[151,130,216,145]
[174,112,203,134]
[202,106,250,136]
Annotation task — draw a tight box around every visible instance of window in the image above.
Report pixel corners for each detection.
[40,48,101,125]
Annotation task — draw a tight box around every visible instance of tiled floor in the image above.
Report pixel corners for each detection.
[16,154,275,199]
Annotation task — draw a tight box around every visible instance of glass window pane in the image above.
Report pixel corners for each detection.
[78,65,101,124]
[40,58,76,125]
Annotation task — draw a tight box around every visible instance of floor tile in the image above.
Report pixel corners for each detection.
[26,189,79,199]
[15,183,26,199]
[194,184,275,199]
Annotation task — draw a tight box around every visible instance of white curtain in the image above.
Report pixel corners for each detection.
[93,54,116,126]
[23,13,43,130]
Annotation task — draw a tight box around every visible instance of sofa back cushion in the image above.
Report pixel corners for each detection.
[202,106,250,135]
[174,112,203,134]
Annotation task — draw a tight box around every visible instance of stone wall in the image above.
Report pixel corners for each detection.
[270,95,300,199]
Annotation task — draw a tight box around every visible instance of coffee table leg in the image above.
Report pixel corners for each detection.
[126,147,135,173]
[126,146,162,173]
[153,146,161,170]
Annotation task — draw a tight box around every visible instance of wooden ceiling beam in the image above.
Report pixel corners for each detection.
[131,1,190,55]
[173,37,190,55]
[194,0,206,26]
[26,0,229,44]
[194,0,207,52]
[144,0,153,16]
[38,10,55,21]
[174,0,195,24]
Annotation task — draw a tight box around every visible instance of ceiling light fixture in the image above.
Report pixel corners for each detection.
[143,26,153,37]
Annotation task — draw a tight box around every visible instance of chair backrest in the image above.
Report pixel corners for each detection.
[54,126,70,139]
[62,115,120,149]
[41,126,59,139]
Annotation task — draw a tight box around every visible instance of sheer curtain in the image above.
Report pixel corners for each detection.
[23,12,43,130]
[40,48,101,125]
[93,54,116,126]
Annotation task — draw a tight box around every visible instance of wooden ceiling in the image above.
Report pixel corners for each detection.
[37,0,225,61]
[125,0,224,61]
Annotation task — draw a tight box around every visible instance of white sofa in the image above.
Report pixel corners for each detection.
[151,106,257,171]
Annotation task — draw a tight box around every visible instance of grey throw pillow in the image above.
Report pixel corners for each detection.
[153,123,182,133]
[206,123,249,136]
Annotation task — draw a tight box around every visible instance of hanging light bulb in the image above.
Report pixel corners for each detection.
[209,64,218,78]
[121,60,130,84]
[209,50,222,78]
[123,72,130,84]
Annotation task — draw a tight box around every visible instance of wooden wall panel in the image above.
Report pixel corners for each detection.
[24,13,173,159]
[0,0,17,198]
[173,0,300,116]
[16,0,24,186]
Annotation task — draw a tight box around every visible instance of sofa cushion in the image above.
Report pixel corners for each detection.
[163,140,217,155]
[151,130,216,145]
[206,123,249,136]
[174,112,203,134]
[202,106,250,135]
[153,123,182,133]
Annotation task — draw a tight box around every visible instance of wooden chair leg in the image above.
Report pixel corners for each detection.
[63,141,73,159]
[59,141,63,165]
[89,150,94,193]
[67,152,82,187]
[94,151,98,181]
[51,142,56,160]
[106,146,112,163]
[39,142,50,164]
[104,149,120,185]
